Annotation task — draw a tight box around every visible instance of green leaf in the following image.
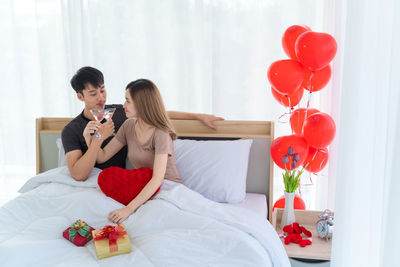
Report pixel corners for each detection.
[294,172,301,182]
[283,164,305,193]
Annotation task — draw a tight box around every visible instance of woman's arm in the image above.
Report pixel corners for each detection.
[89,121,124,163]
[108,153,168,224]
[96,137,125,163]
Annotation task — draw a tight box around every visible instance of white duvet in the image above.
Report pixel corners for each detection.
[0,167,290,267]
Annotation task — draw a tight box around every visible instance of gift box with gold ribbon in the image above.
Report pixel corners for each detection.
[92,224,132,259]
[62,220,94,246]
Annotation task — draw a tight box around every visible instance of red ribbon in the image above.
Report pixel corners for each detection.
[94,225,127,253]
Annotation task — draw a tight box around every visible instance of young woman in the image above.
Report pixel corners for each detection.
[88,79,181,224]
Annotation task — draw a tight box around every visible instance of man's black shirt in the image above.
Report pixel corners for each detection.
[61,104,128,169]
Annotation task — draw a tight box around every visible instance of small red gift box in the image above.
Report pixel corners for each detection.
[62,220,94,246]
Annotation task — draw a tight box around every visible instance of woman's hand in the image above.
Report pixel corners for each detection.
[108,207,133,224]
[97,120,115,139]
[196,114,224,130]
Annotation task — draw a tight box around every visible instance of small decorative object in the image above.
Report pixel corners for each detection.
[316,209,334,241]
[280,146,307,229]
[92,224,132,260]
[62,219,94,246]
[280,191,296,229]
[279,222,312,247]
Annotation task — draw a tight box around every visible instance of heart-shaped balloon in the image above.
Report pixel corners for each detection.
[282,25,311,60]
[290,108,320,135]
[303,146,329,173]
[303,112,336,148]
[271,87,304,108]
[270,135,309,170]
[301,64,332,92]
[267,59,306,95]
[295,32,337,71]
[98,167,157,205]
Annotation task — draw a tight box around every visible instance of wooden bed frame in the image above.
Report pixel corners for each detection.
[36,118,275,221]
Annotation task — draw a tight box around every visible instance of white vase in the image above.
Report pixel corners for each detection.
[280,191,296,229]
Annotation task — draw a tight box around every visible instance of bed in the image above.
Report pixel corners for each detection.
[0,118,290,266]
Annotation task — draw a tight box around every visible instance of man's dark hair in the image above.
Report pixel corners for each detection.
[70,66,104,94]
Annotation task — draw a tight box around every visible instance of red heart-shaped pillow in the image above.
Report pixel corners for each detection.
[98,167,158,205]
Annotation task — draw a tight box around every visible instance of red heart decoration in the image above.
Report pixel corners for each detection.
[295,31,337,71]
[98,167,158,205]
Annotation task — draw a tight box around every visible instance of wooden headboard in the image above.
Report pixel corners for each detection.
[36,118,275,221]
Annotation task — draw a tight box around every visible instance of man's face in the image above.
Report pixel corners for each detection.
[78,83,107,110]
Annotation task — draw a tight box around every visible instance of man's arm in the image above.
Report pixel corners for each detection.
[65,138,103,181]
[64,120,114,181]
[167,111,224,130]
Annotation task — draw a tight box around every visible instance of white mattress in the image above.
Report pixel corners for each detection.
[232,193,268,218]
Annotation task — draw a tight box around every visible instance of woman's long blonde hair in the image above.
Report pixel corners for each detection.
[126,79,177,140]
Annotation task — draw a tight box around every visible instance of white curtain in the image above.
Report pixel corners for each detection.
[330,0,400,266]
[0,0,331,209]
[2,0,398,263]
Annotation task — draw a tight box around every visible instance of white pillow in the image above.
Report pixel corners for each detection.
[56,138,67,167]
[173,139,253,204]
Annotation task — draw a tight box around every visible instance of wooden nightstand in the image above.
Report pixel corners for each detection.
[272,209,333,266]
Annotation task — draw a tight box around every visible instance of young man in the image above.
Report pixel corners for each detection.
[62,66,223,181]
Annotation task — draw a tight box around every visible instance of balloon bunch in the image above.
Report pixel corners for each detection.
[269,25,337,176]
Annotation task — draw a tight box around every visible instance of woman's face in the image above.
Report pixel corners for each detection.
[123,90,137,118]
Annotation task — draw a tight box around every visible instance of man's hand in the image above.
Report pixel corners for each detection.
[197,114,224,130]
[108,207,132,224]
[83,121,101,141]
[97,120,115,139]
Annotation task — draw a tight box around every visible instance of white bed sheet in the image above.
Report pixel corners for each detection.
[165,182,268,218]
[232,193,268,218]
[0,167,289,267]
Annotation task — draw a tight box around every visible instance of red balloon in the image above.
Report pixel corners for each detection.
[303,146,329,173]
[267,59,305,95]
[282,25,311,60]
[303,112,336,148]
[273,194,306,212]
[271,135,308,170]
[271,87,304,108]
[301,64,332,92]
[295,32,337,71]
[290,108,319,135]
